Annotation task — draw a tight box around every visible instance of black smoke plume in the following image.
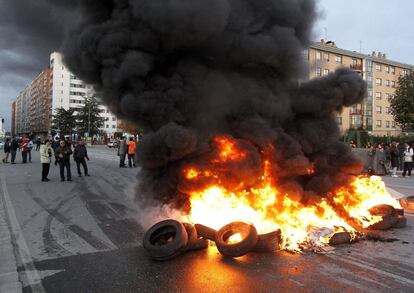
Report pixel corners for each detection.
[56,0,366,208]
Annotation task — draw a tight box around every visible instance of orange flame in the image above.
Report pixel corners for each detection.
[181,136,401,252]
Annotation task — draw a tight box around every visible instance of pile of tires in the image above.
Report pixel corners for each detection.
[143,220,281,260]
[367,204,406,230]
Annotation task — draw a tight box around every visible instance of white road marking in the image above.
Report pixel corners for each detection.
[0,165,46,292]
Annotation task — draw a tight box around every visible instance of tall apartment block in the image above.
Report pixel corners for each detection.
[307,40,414,136]
[49,52,119,136]
[11,52,120,137]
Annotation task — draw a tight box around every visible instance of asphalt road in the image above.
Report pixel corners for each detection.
[1,147,414,293]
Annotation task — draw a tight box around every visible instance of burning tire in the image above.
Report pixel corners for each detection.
[183,223,209,251]
[195,224,217,241]
[392,215,407,228]
[215,222,258,257]
[329,231,351,245]
[143,220,188,261]
[368,204,398,230]
[253,230,281,252]
[399,196,414,210]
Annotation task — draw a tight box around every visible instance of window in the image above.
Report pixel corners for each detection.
[385,107,390,114]
[316,67,322,77]
[112,125,116,129]
[376,120,382,127]
[385,66,390,73]
[386,93,391,100]
[390,67,395,74]
[385,80,390,87]
[376,106,382,113]
[70,91,86,97]
[402,69,408,77]
[323,53,329,61]
[351,58,357,66]
[392,121,396,128]
[386,121,390,128]
[336,117,342,125]
[70,83,86,89]
[106,125,109,128]
[62,74,64,78]
[112,117,116,121]
[375,64,381,71]
[323,69,330,76]
[375,92,382,99]
[62,66,65,70]
[375,78,382,85]
[391,81,396,88]
[316,51,321,60]
[335,56,342,64]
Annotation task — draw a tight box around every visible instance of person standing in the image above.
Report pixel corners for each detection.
[40,139,54,182]
[402,143,413,178]
[127,137,136,168]
[28,139,33,162]
[21,136,29,163]
[10,138,19,164]
[35,137,41,151]
[74,139,90,177]
[390,142,400,177]
[2,138,11,163]
[55,140,73,181]
[118,137,127,168]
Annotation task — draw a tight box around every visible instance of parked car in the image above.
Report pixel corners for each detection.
[0,141,4,149]
[107,141,118,148]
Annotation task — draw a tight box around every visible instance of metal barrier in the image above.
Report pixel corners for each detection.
[351,148,387,175]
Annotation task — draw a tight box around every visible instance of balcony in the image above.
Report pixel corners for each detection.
[349,109,363,115]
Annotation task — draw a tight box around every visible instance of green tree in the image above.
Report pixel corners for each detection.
[389,71,414,131]
[51,108,77,136]
[76,96,106,137]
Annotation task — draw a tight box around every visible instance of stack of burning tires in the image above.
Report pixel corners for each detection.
[143,201,409,260]
[143,220,281,260]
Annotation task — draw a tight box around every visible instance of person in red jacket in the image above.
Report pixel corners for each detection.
[21,136,30,163]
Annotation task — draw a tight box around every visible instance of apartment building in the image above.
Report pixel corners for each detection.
[30,68,51,136]
[49,52,120,136]
[308,40,414,136]
[14,85,31,135]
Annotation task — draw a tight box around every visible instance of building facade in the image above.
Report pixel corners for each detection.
[30,68,51,137]
[14,85,32,136]
[11,52,120,138]
[308,40,414,136]
[49,52,120,136]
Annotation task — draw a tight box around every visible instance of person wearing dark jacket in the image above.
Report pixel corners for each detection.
[55,140,73,181]
[2,138,11,163]
[10,138,19,164]
[390,142,400,177]
[74,139,90,176]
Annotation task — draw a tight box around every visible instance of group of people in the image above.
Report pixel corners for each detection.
[1,136,90,182]
[352,141,414,178]
[40,137,90,182]
[1,136,42,164]
[385,142,413,178]
[117,136,137,168]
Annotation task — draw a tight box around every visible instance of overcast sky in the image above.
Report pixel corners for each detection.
[1,0,414,131]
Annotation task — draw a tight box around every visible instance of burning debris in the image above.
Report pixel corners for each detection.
[28,0,407,255]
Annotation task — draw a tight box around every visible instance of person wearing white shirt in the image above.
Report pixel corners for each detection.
[402,143,413,178]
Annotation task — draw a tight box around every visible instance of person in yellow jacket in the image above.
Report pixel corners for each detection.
[40,139,54,182]
[127,137,137,168]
